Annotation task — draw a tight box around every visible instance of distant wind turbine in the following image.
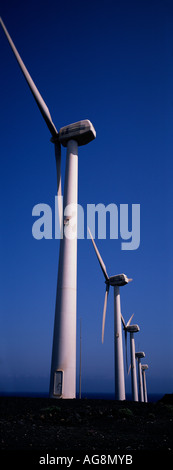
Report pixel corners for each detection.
[141,364,149,403]
[0,18,96,399]
[88,228,132,400]
[135,351,145,402]
[79,318,82,399]
[121,314,139,402]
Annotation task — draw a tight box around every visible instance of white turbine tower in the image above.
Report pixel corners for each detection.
[121,314,139,402]
[141,364,149,403]
[0,18,96,399]
[88,228,132,400]
[135,351,145,402]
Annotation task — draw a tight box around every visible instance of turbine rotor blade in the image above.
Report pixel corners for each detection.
[88,228,109,281]
[121,315,129,372]
[121,314,128,371]
[125,329,128,373]
[54,142,63,232]
[121,314,126,329]
[127,313,134,327]
[0,17,58,139]
[102,284,109,343]
[128,364,131,375]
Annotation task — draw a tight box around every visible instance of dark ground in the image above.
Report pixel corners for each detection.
[0,394,172,466]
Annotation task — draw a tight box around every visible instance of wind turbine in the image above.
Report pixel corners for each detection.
[0,18,96,399]
[135,351,145,402]
[141,364,149,403]
[88,228,132,400]
[79,318,82,399]
[121,314,139,402]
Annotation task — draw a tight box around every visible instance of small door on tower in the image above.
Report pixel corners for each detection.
[53,370,63,397]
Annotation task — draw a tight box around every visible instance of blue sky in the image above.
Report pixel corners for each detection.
[0,0,173,397]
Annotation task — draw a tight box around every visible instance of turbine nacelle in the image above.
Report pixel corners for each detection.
[141,364,148,371]
[126,324,140,333]
[107,274,133,287]
[59,120,96,147]
[135,351,145,359]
